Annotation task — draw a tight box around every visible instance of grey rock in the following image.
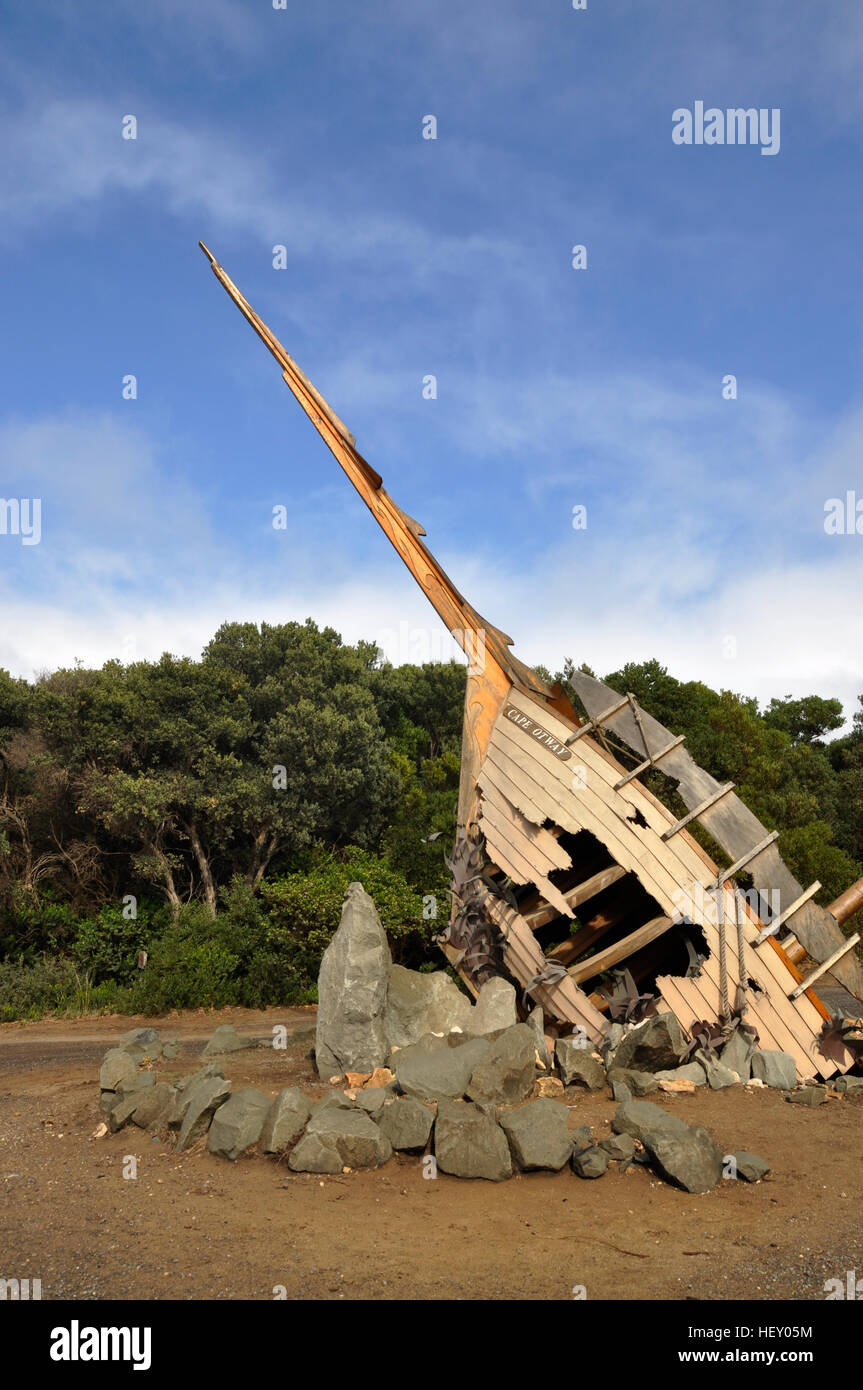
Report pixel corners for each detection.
[834,1075,863,1093]
[612,1099,691,1146]
[315,882,392,1078]
[556,1038,605,1091]
[572,1146,609,1179]
[751,1049,796,1091]
[600,1022,627,1067]
[120,1028,162,1056]
[696,1051,740,1091]
[396,1037,490,1103]
[499,1098,573,1171]
[176,1077,231,1151]
[600,1133,636,1162]
[654,1063,706,1087]
[161,1041,180,1060]
[466,1025,536,1105]
[292,1107,392,1170]
[720,1030,754,1082]
[570,1124,593,1153]
[202,1024,259,1057]
[612,1081,632,1103]
[383,965,472,1048]
[207,1087,272,1159]
[469,977,518,1035]
[108,1093,143,1132]
[99,1091,115,1114]
[387,1033,448,1067]
[434,1100,512,1182]
[312,1091,357,1113]
[355,1088,388,1115]
[526,1005,553,1071]
[116,1072,156,1100]
[786,1086,827,1106]
[732,1151,771,1182]
[613,1099,722,1193]
[99,1048,139,1093]
[131,1083,176,1131]
[612,1013,688,1074]
[259,1088,312,1153]
[607,1066,659,1095]
[375,1097,434,1152]
[648,1125,724,1193]
[286,1133,343,1174]
[168,1065,225,1127]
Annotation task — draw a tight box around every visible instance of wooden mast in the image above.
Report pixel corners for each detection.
[199,243,548,840]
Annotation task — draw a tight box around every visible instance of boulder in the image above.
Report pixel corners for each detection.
[259,1088,312,1153]
[375,1097,434,1152]
[315,882,391,1078]
[115,1072,156,1100]
[131,1083,176,1131]
[434,1100,512,1181]
[499,1098,572,1171]
[290,1108,392,1171]
[572,1146,609,1179]
[648,1124,724,1194]
[751,1049,796,1091]
[607,1066,659,1095]
[162,1041,180,1060]
[612,1099,691,1146]
[313,1090,357,1113]
[396,1037,490,1103]
[720,1030,754,1082]
[612,1013,688,1074]
[556,1039,605,1091]
[119,1028,162,1056]
[786,1086,827,1107]
[383,965,472,1048]
[202,1025,259,1057]
[99,1048,139,1093]
[696,1052,740,1091]
[176,1077,231,1151]
[732,1152,771,1182]
[612,1082,632,1103]
[469,977,518,1035]
[466,1025,536,1105]
[207,1087,271,1159]
[168,1064,225,1127]
[613,1099,722,1193]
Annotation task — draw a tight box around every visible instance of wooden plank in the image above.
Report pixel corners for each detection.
[564,694,631,744]
[479,798,574,919]
[614,736,686,790]
[790,934,861,999]
[548,904,630,964]
[479,784,571,874]
[568,915,674,983]
[661,783,735,840]
[523,863,628,932]
[756,882,821,942]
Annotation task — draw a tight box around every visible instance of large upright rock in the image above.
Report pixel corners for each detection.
[469,977,518,1035]
[315,883,392,1078]
[383,965,472,1048]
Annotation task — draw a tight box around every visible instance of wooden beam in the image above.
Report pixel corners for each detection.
[660,783,735,841]
[614,735,686,790]
[755,882,821,944]
[548,904,630,966]
[721,831,780,884]
[523,863,628,932]
[568,915,674,984]
[564,695,631,746]
[790,934,861,999]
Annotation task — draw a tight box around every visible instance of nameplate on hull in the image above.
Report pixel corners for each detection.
[503,705,572,761]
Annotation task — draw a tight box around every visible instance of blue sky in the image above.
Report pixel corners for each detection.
[1,0,862,720]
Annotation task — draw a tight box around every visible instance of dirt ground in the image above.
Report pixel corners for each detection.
[1,1007,862,1302]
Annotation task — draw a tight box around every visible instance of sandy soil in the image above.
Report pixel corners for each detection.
[2,1007,862,1302]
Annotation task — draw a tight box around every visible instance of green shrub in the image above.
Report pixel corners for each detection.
[72,904,151,986]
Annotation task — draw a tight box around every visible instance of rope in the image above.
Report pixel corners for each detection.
[716,880,730,1022]
[734,887,748,1015]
